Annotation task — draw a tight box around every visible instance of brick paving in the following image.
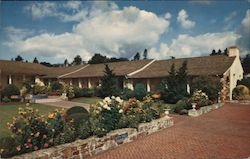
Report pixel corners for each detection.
[92,103,250,159]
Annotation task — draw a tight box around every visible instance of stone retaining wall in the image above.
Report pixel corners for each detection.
[12,116,173,159]
[226,100,250,105]
[188,103,224,117]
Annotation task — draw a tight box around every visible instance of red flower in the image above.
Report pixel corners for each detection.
[44,143,49,148]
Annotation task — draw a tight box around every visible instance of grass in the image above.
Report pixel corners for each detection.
[0,103,60,138]
[72,96,103,104]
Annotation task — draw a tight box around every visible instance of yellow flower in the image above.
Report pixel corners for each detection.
[48,113,55,119]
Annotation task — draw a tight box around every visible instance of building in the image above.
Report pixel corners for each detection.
[0,47,244,100]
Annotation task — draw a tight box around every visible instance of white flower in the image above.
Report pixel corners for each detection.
[99,101,104,106]
[115,97,123,104]
[119,109,123,113]
[104,97,112,104]
[103,104,108,109]
[111,96,115,99]
[107,107,111,110]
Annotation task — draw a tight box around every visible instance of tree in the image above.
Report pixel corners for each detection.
[33,57,39,63]
[134,52,140,61]
[109,57,129,62]
[64,59,69,66]
[217,49,222,55]
[223,48,228,56]
[158,61,189,104]
[99,64,118,97]
[242,53,250,75]
[40,62,53,67]
[15,55,23,61]
[210,49,216,56]
[73,55,82,65]
[88,53,108,64]
[143,49,148,59]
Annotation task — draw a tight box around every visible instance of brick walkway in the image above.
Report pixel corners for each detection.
[92,103,250,159]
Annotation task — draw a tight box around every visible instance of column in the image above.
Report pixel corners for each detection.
[187,83,190,94]
[69,80,72,86]
[146,79,151,92]
[8,75,12,84]
[88,78,92,88]
[78,79,82,88]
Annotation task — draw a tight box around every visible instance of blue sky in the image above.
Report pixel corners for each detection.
[0,0,249,63]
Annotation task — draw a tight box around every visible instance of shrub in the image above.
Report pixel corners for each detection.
[0,136,19,158]
[118,114,141,129]
[66,113,90,133]
[66,106,89,116]
[78,121,92,139]
[51,81,63,92]
[73,86,83,98]
[64,85,75,99]
[2,97,11,102]
[82,88,95,97]
[91,96,124,133]
[134,83,147,100]
[232,85,250,100]
[188,90,212,109]
[237,78,250,89]
[190,76,222,102]
[175,99,189,114]
[2,84,20,97]
[34,84,49,94]
[120,88,135,100]
[53,124,76,145]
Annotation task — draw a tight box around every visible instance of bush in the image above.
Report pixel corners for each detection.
[120,88,135,100]
[73,86,83,98]
[78,121,92,139]
[66,106,89,116]
[188,90,212,109]
[66,113,90,132]
[175,99,189,114]
[82,88,95,97]
[134,83,147,100]
[0,137,19,158]
[118,114,141,129]
[190,76,222,102]
[34,84,49,95]
[237,78,250,89]
[232,85,250,100]
[2,84,20,97]
[2,97,11,102]
[51,82,63,92]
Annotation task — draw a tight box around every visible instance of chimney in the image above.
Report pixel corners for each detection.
[228,46,240,58]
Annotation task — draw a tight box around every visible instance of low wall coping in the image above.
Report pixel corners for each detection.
[188,103,224,117]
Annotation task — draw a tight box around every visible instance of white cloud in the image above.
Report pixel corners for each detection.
[7,5,169,62]
[224,11,237,22]
[149,32,240,59]
[4,26,34,41]
[164,12,172,20]
[241,9,250,29]
[177,9,196,29]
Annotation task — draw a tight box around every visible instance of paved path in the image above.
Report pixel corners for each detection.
[92,103,250,159]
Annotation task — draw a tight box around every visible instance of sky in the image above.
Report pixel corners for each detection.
[0,0,249,63]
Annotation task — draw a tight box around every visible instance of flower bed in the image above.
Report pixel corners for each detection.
[11,116,173,159]
[188,103,224,117]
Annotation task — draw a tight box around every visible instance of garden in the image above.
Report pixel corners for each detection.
[1,62,250,158]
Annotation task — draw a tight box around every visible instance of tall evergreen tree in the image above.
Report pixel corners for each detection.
[73,55,82,65]
[64,59,69,66]
[217,49,222,55]
[210,49,216,56]
[223,48,228,56]
[88,53,108,64]
[176,61,188,96]
[143,49,148,59]
[99,64,118,97]
[15,55,23,61]
[33,57,39,63]
[133,52,140,61]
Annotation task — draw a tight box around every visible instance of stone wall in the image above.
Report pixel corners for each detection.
[188,103,224,117]
[12,116,173,159]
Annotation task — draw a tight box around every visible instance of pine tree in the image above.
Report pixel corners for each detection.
[64,59,69,66]
[176,61,188,96]
[73,55,82,65]
[15,55,23,61]
[143,49,148,59]
[99,64,118,97]
[133,52,140,61]
[33,57,39,63]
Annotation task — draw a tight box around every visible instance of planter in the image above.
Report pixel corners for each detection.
[188,103,224,117]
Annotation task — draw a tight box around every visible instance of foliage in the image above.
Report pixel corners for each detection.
[88,53,109,64]
[81,88,95,97]
[33,57,39,63]
[190,76,222,101]
[2,84,20,97]
[15,55,23,61]
[99,64,118,98]
[188,90,212,109]
[120,88,135,100]
[237,78,250,89]
[51,81,63,92]
[143,49,148,59]
[175,99,189,114]
[66,106,89,116]
[2,97,11,102]
[133,52,140,60]
[158,61,189,104]
[134,83,147,100]
[91,97,124,135]
[64,84,75,99]
[232,85,250,100]
[241,53,250,74]
[78,121,91,139]
[34,84,50,95]
[73,86,83,98]
[0,136,19,158]
[73,55,82,65]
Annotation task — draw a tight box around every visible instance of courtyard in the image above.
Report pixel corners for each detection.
[92,103,250,159]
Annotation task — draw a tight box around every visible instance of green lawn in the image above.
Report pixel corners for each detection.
[72,97,103,104]
[0,103,60,138]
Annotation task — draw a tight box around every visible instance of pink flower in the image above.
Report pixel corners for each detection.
[34,132,40,138]
[34,146,38,150]
[42,134,47,139]
[44,143,49,148]
[16,145,21,151]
